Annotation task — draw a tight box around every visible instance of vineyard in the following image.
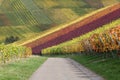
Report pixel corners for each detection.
[22,3,120,54]
[0,0,120,43]
[1,0,119,64]
[0,1,119,56]
[42,19,120,58]
[0,1,120,80]
[0,44,32,64]
[0,0,104,43]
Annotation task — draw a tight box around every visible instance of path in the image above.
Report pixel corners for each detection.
[29,58,104,80]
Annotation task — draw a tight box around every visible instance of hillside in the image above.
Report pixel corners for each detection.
[0,0,120,44]
[0,1,120,80]
[42,18,120,54]
[18,3,120,54]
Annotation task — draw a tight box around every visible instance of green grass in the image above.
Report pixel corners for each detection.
[71,55,120,80]
[0,56,47,80]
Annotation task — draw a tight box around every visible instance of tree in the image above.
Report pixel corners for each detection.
[5,36,19,44]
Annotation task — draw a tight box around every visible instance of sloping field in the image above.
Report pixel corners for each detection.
[0,25,42,43]
[101,0,119,6]
[0,14,11,26]
[1,0,99,26]
[22,3,120,54]
[84,0,104,8]
[14,2,119,46]
[0,0,101,43]
[42,18,120,54]
[1,0,120,43]
[0,0,3,6]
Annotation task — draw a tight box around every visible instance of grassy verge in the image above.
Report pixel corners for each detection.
[0,56,47,80]
[70,55,120,80]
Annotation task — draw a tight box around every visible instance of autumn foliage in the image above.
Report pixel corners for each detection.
[0,44,32,64]
[23,3,120,54]
[42,25,120,58]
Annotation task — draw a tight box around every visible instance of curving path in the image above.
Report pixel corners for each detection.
[29,58,104,80]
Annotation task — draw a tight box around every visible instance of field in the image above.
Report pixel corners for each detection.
[0,0,120,58]
[42,17,120,55]
[0,1,120,80]
[17,3,120,54]
[0,0,120,43]
[0,25,42,43]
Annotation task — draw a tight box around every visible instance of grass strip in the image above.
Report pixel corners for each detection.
[0,56,47,80]
[71,55,120,80]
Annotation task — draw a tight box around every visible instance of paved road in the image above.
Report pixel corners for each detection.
[29,58,104,80]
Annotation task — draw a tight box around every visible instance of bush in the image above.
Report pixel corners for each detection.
[5,36,20,44]
[0,44,32,63]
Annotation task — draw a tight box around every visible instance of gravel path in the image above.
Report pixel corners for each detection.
[29,58,104,80]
